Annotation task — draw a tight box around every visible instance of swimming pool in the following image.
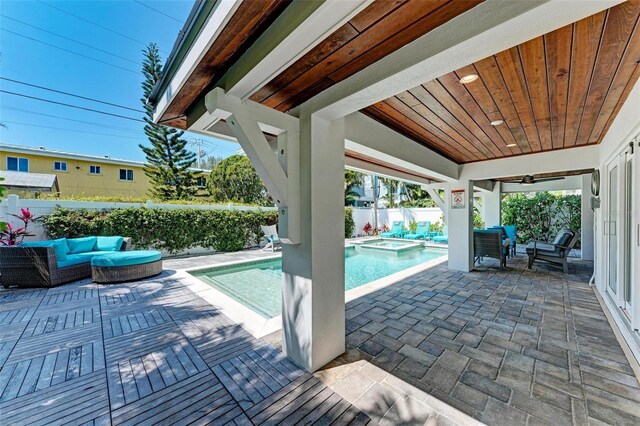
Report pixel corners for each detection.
[190,243,446,318]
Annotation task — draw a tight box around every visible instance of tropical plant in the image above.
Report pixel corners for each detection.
[139,43,197,200]
[344,170,365,206]
[363,222,373,236]
[401,184,437,207]
[409,220,418,232]
[379,177,401,208]
[345,208,355,238]
[209,155,269,205]
[0,177,6,233]
[0,208,40,246]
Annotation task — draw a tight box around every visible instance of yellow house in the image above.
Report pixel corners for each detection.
[0,143,210,198]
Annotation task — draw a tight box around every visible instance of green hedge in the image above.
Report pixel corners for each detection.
[345,208,355,238]
[42,207,278,253]
[502,193,581,246]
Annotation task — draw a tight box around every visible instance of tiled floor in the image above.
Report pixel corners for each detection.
[325,255,640,426]
[1,251,638,425]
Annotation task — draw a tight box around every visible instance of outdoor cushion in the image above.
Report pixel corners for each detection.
[21,239,68,261]
[56,251,118,268]
[555,232,573,248]
[95,236,124,251]
[525,242,558,256]
[67,237,97,254]
[91,250,161,268]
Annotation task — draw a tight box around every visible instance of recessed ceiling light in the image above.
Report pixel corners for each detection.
[459,74,479,84]
[506,143,517,147]
[490,120,504,126]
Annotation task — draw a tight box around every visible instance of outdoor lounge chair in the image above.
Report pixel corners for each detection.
[489,225,517,256]
[474,229,508,270]
[379,221,404,238]
[261,225,281,252]
[404,221,431,240]
[526,228,580,274]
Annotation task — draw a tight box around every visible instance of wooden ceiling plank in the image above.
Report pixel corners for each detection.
[453,67,522,156]
[545,24,573,149]
[473,57,530,154]
[250,24,360,105]
[409,85,492,159]
[423,79,505,158]
[362,102,466,162]
[437,73,514,157]
[328,0,483,83]
[518,37,553,151]
[575,1,640,146]
[495,47,543,152]
[348,0,406,32]
[264,0,451,111]
[384,96,482,161]
[588,12,640,144]
[563,13,606,148]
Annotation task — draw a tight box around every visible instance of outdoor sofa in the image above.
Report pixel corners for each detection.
[0,236,131,288]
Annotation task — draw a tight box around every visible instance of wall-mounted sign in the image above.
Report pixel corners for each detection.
[451,189,465,209]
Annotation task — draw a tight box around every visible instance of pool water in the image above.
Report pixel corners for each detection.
[191,244,446,318]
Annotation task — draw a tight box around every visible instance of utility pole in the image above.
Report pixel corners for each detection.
[190,139,205,168]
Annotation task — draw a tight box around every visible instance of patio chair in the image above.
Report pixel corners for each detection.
[526,228,580,274]
[431,226,448,244]
[379,221,404,238]
[261,225,281,252]
[404,221,431,240]
[474,229,507,270]
[489,225,517,256]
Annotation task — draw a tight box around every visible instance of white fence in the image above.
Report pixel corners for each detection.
[350,207,443,236]
[0,195,277,255]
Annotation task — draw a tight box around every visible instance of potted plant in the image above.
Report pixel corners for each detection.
[0,208,40,246]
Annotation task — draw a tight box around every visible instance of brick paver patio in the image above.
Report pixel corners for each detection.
[327,255,640,425]
[1,252,638,425]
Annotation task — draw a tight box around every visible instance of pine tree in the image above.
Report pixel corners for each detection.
[139,43,197,200]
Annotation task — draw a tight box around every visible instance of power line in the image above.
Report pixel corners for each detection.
[0,90,144,123]
[0,14,140,65]
[134,1,184,24]
[1,28,139,75]
[37,0,170,55]
[1,77,144,113]
[1,105,142,135]
[2,120,147,142]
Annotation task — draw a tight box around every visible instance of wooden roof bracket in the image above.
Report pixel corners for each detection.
[200,87,300,245]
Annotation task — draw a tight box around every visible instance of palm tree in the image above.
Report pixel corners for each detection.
[344,170,365,206]
[379,177,402,208]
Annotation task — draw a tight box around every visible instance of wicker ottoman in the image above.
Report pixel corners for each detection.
[92,250,162,283]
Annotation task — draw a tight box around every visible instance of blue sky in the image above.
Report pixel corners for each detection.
[0,0,240,163]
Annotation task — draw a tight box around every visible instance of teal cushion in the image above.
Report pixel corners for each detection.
[67,237,97,254]
[91,250,162,268]
[21,239,68,261]
[56,251,117,268]
[95,236,124,251]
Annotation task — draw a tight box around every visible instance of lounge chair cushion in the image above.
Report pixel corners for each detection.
[21,239,69,261]
[57,251,118,268]
[94,236,124,251]
[67,237,98,254]
[91,250,162,268]
[555,232,573,249]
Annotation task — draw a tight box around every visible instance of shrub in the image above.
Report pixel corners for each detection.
[502,193,581,246]
[345,208,355,238]
[42,207,278,254]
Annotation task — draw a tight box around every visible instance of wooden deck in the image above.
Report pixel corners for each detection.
[0,275,369,425]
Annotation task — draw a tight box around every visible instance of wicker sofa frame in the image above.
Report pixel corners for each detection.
[92,259,163,284]
[0,238,132,288]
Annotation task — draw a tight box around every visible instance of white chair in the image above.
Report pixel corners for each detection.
[260,225,281,252]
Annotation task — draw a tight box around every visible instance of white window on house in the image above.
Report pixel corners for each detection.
[89,165,102,175]
[197,176,207,187]
[53,161,67,171]
[7,156,29,172]
[119,169,134,181]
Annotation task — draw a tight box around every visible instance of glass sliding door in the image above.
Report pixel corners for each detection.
[607,161,618,296]
[623,151,634,313]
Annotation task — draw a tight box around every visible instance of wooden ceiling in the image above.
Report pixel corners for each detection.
[363,0,640,164]
[250,0,484,111]
[157,0,289,129]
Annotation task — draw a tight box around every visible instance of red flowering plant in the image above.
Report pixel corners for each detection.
[363,222,373,236]
[0,208,41,246]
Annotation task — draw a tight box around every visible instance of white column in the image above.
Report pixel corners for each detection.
[446,180,474,272]
[483,182,502,227]
[581,174,595,261]
[281,114,345,372]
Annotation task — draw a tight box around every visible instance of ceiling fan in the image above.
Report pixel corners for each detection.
[504,174,565,186]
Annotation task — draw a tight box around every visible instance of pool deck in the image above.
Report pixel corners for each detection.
[1,250,639,425]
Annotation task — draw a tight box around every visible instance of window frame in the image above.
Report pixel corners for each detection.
[53,161,68,172]
[119,168,134,181]
[7,156,29,172]
[89,165,102,175]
